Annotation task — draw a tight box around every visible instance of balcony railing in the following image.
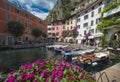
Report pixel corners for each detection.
[103,6,120,17]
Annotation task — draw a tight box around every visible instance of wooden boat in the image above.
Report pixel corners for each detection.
[64,51,109,66]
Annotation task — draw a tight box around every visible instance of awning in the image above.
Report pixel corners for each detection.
[88,33,103,39]
[88,36,94,39]
[76,36,86,40]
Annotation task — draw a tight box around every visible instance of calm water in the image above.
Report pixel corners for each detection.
[0,48,47,73]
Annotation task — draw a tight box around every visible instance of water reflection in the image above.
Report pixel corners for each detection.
[0,48,46,73]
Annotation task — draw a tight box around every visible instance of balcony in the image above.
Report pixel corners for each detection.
[103,6,120,17]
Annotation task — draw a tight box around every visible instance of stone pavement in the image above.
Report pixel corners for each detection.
[96,63,120,82]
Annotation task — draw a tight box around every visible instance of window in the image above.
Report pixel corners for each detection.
[71,21,72,24]
[67,22,69,25]
[96,18,101,24]
[84,15,88,20]
[30,15,32,19]
[91,11,94,17]
[95,29,98,33]
[6,3,10,10]
[48,28,51,30]
[56,32,59,36]
[77,25,80,29]
[56,27,58,30]
[91,20,94,26]
[98,7,102,13]
[24,21,28,26]
[16,18,21,22]
[48,33,51,35]
[84,30,86,35]
[30,23,32,27]
[52,28,55,30]
[52,33,55,36]
[25,13,29,18]
[83,23,88,27]
[71,26,73,29]
[16,9,20,14]
[77,18,81,22]
[6,13,12,20]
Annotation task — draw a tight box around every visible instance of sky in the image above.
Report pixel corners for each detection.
[8,0,58,20]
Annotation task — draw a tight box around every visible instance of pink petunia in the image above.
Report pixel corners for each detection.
[76,66,81,70]
[34,60,40,65]
[8,76,15,82]
[9,70,16,75]
[50,70,58,77]
[58,71,62,77]
[40,70,49,77]
[23,63,32,69]
[25,72,35,80]
[68,76,73,81]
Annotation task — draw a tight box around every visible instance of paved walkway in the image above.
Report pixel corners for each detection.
[96,63,120,82]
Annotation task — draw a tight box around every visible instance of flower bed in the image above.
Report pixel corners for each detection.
[0,60,95,82]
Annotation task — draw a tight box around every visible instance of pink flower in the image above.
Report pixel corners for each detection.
[76,66,80,70]
[8,76,15,82]
[68,76,73,81]
[26,72,35,80]
[58,71,62,77]
[42,61,46,65]
[34,80,38,82]
[55,77,59,82]
[23,63,32,69]
[66,63,73,68]
[40,70,49,77]
[34,60,40,65]
[45,79,48,82]
[76,75,78,79]
[39,65,44,69]
[50,70,58,77]
[9,70,16,75]
[60,66,64,71]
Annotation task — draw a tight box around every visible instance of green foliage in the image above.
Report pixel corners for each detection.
[97,17,120,32]
[107,40,120,49]
[101,2,120,18]
[100,35,107,47]
[32,27,43,38]
[7,21,25,37]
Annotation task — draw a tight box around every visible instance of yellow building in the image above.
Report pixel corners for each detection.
[64,15,77,42]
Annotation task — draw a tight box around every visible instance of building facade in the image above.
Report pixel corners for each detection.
[47,20,65,42]
[76,0,105,44]
[0,0,47,45]
[64,15,77,42]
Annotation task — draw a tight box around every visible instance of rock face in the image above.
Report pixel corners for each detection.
[45,0,84,23]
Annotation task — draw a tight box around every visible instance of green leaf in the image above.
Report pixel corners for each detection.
[61,78,69,82]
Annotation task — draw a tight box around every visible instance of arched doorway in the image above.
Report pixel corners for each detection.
[110,31,120,41]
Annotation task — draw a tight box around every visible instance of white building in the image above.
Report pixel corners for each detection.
[76,0,105,44]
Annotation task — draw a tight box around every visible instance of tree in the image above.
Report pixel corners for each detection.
[41,32,47,38]
[7,21,25,37]
[32,27,43,38]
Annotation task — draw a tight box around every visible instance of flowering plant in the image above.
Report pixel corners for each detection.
[0,60,95,82]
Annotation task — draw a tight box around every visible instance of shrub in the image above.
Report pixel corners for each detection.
[0,60,95,82]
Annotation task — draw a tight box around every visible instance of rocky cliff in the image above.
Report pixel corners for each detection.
[45,0,84,23]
